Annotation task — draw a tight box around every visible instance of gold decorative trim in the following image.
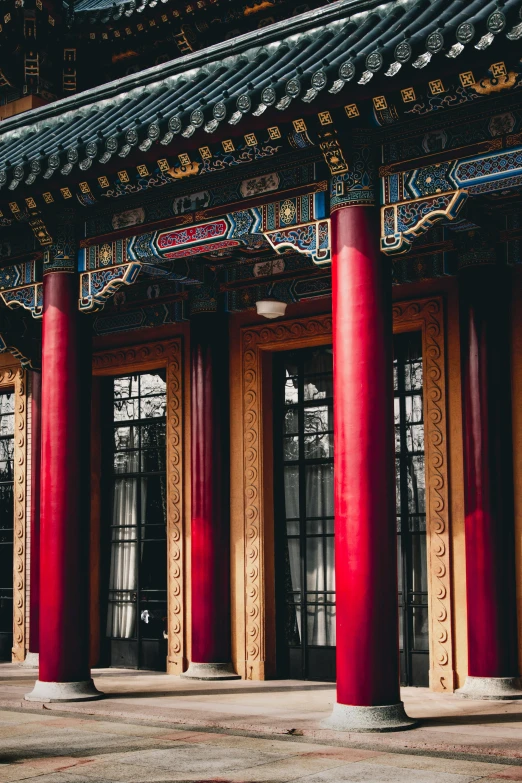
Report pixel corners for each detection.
[393,297,454,692]
[0,366,27,662]
[93,339,185,674]
[241,316,332,678]
[240,301,453,690]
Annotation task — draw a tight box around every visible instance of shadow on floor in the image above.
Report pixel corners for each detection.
[426,710,522,726]
[94,684,335,699]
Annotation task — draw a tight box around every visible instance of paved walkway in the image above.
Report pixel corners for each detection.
[0,666,521,782]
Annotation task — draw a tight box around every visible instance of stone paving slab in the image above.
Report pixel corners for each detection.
[0,705,521,783]
[1,664,522,782]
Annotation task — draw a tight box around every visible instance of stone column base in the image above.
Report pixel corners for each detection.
[21,652,39,668]
[321,702,418,733]
[25,679,103,703]
[180,662,241,680]
[457,676,522,700]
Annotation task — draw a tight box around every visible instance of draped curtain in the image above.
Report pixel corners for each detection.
[107,469,139,639]
[284,462,335,647]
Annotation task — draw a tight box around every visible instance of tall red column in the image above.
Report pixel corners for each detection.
[26,263,101,701]
[322,206,415,731]
[27,370,41,664]
[182,313,239,679]
[458,263,521,699]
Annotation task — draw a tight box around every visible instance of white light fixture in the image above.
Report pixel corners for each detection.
[256,298,287,319]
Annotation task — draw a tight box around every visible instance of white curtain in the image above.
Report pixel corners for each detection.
[284,463,335,648]
[305,464,335,646]
[107,475,138,639]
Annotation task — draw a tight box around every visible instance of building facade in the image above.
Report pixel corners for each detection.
[1,0,522,731]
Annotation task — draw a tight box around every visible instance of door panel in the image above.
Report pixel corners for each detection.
[0,391,14,662]
[105,371,168,671]
[394,332,430,687]
[274,347,335,682]
[275,336,430,687]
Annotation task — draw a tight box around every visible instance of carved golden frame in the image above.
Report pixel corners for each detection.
[392,297,454,692]
[241,316,333,679]
[240,297,454,691]
[92,339,185,674]
[0,364,27,662]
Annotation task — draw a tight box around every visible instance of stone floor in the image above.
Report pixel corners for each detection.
[0,665,521,782]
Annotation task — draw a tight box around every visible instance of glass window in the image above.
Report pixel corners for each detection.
[0,390,14,649]
[394,332,429,687]
[276,347,334,679]
[106,372,167,653]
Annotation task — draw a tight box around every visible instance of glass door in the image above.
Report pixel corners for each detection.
[274,347,335,681]
[0,390,14,661]
[394,332,429,686]
[105,371,168,671]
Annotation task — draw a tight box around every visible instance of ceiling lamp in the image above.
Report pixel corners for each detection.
[255,298,287,319]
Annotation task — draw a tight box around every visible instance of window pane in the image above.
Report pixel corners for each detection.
[114,426,138,451]
[0,414,13,436]
[303,349,332,375]
[412,606,429,651]
[283,435,299,461]
[407,456,425,514]
[405,359,423,391]
[304,375,332,401]
[283,408,298,435]
[306,537,324,593]
[140,541,167,590]
[0,394,14,415]
[140,395,166,419]
[141,475,167,527]
[283,466,299,518]
[114,450,139,474]
[140,372,166,396]
[287,538,301,592]
[141,449,166,473]
[114,376,139,399]
[305,464,333,518]
[284,376,298,405]
[141,421,166,448]
[0,486,13,534]
[411,534,428,594]
[304,405,332,458]
[114,398,139,421]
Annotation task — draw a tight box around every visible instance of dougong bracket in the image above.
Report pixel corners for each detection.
[264,219,331,265]
[79,262,142,312]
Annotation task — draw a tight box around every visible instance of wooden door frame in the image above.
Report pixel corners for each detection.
[92,339,185,674]
[0,363,27,662]
[238,297,455,691]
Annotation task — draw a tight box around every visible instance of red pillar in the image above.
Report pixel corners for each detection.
[26,271,100,701]
[28,371,41,660]
[182,313,239,679]
[458,264,521,699]
[322,206,415,731]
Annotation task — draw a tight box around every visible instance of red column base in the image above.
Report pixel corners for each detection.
[180,662,240,680]
[321,702,417,733]
[457,677,522,700]
[25,679,102,703]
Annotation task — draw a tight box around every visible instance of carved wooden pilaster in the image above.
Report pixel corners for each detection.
[393,297,454,692]
[0,366,27,662]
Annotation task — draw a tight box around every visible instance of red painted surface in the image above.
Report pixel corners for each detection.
[190,314,231,664]
[332,206,400,707]
[28,371,41,654]
[459,264,518,678]
[39,272,91,683]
